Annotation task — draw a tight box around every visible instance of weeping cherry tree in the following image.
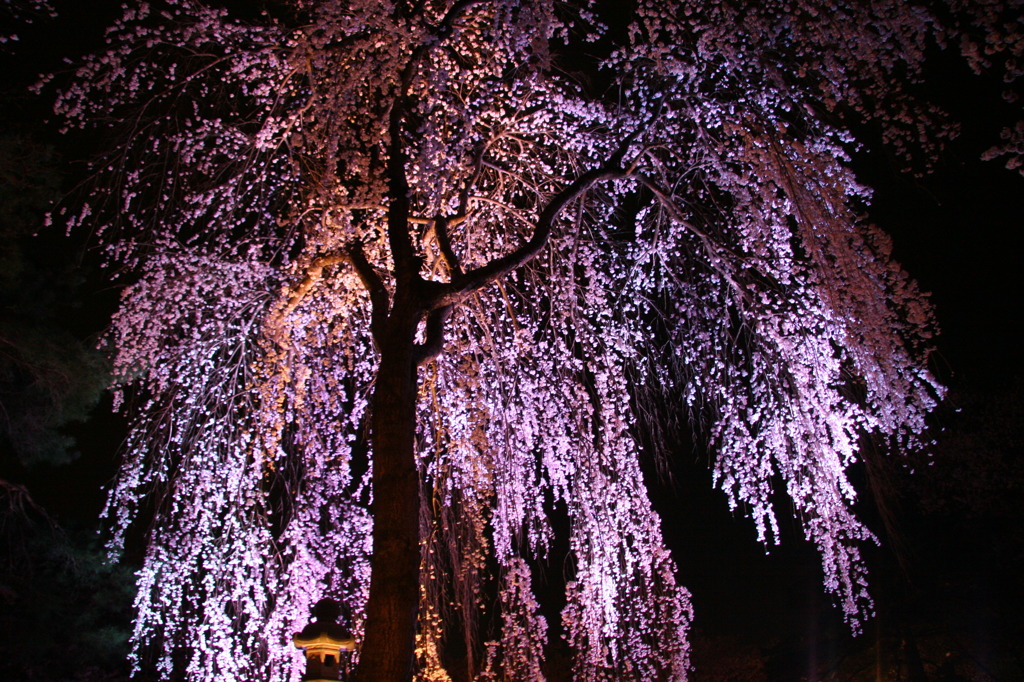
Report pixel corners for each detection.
[48,0,1022,680]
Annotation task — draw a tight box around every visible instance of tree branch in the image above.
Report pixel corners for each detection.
[280,251,349,317]
[274,245,390,345]
[413,304,454,365]
[385,94,417,279]
[387,0,490,281]
[432,104,664,307]
[431,213,465,277]
[441,157,629,306]
[632,172,753,302]
[348,241,390,342]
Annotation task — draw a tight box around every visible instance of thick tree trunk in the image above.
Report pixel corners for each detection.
[355,306,423,682]
[357,352,421,680]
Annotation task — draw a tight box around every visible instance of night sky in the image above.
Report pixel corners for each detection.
[2,2,1022,681]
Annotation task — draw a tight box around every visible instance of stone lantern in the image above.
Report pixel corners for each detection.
[293,599,356,681]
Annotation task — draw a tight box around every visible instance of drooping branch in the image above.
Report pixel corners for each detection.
[435,103,664,307]
[632,172,750,297]
[268,243,392,353]
[57,1,963,678]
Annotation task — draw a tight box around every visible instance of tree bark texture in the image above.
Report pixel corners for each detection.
[355,304,422,682]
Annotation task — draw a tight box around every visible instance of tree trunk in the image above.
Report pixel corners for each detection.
[355,307,422,682]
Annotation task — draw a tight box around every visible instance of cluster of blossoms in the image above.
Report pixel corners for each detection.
[48,0,1017,679]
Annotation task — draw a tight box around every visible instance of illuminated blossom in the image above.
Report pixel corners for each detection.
[49,0,1009,679]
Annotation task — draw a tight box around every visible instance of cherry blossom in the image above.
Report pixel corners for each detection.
[49,0,1004,679]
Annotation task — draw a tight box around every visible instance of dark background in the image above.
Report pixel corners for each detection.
[1,2,1021,680]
